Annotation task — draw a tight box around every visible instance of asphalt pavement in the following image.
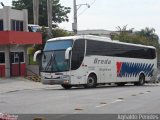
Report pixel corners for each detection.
[1,77,160,120]
[0,77,57,94]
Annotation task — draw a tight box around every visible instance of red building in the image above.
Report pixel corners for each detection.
[0,31,42,77]
[0,6,42,78]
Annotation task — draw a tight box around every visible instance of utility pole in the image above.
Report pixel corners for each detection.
[72,0,90,35]
[72,0,77,34]
[47,0,53,38]
[33,0,39,25]
[32,0,52,37]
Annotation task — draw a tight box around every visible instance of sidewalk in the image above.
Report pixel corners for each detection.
[0,77,58,94]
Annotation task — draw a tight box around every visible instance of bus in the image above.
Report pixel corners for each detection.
[34,35,157,89]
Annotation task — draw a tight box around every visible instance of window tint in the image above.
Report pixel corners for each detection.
[19,52,24,62]
[71,39,85,70]
[10,53,14,63]
[86,40,156,59]
[20,21,23,31]
[0,20,3,31]
[0,52,5,63]
[44,40,73,51]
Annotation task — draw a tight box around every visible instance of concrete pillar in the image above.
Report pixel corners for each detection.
[33,0,39,25]
[23,9,28,32]
[5,46,10,78]
[73,0,77,34]
[3,6,11,31]
[24,45,30,65]
[47,0,53,38]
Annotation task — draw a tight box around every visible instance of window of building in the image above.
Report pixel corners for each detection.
[11,20,23,31]
[10,52,24,63]
[0,52,5,63]
[0,20,3,31]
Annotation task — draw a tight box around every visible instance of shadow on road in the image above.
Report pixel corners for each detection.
[42,83,160,91]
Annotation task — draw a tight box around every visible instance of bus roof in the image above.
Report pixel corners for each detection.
[47,35,111,42]
[47,35,156,49]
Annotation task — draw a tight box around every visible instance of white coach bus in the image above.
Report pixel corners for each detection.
[34,35,157,89]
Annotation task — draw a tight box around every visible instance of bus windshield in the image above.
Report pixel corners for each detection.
[42,40,73,72]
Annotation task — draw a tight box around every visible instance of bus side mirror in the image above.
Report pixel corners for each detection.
[33,50,42,61]
[65,47,72,60]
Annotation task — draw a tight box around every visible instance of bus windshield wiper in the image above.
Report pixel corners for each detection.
[44,52,54,71]
[44,52,59,72]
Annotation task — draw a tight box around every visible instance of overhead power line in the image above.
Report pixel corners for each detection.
[73,0,96,34]
[78,0,96,16]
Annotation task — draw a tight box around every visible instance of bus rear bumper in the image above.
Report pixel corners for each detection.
[41,78,70,85]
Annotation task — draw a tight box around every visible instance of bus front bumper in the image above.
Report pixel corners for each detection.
[41,78,70,85]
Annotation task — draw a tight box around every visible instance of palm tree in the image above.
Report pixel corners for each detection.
[116,25,134,33]
[138,27,159,41]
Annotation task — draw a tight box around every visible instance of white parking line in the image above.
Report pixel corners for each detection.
[96,104,107,108]
[96,99,124,108]
[110,99,124,104]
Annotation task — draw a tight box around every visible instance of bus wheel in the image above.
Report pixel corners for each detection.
[139,74,145,85]
[61,84,72,89]
[134,74,145,86]
[84,74,97,88]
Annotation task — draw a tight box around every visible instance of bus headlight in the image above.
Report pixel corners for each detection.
[63,80,70,84]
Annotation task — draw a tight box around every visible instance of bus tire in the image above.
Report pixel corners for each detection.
[61,84,72,89]
[134,74,145,86]
[84,74,97,88]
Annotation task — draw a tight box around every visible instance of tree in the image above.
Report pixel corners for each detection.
[136,27,159,42]
[116,25,134,33]
[12,0,71,26]
[113,26,159,46]
[113,25,134,41]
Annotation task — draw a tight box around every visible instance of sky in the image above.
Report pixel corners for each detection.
[1,0,160,37]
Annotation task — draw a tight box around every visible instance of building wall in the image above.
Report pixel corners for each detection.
[10,45,27,77]
[0,6,28,31]
[0,6,42,78]
[0,45,28,77]
[27,65,40,76]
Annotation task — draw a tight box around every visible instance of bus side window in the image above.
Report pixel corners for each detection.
[71,39,85,70]
[148,48,156,59]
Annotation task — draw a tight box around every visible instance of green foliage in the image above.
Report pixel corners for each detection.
[12,0,71,26]
[112,26,159,46]
[52,28,71,38]
[27,47,38,65]
[136,27,159,41]
[27,47,35,55]
[29,54,38,65]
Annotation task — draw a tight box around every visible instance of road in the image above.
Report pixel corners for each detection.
[0,81,160,114]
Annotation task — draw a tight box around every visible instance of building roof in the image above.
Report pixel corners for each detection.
[0,31,42,45]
